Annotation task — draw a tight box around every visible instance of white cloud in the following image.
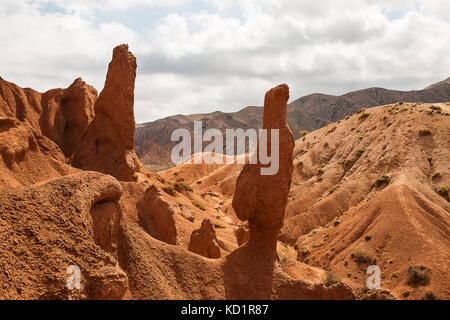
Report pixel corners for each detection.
[0,0,449,123]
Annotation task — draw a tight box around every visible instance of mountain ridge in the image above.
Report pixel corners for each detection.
[135,78,450,171]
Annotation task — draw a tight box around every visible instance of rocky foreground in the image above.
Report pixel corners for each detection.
[0,45,448,300]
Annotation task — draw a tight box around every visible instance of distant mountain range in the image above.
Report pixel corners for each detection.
[135,77,450,171]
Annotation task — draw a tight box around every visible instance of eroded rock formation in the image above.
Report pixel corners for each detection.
[138,185,177,245]
[40,78,97,157]
[188,218,221,259]
[72,44,141,181]
[235,224,250,246]
[0,76,97,159]
[225,84,295,299]
[0,171,128,299]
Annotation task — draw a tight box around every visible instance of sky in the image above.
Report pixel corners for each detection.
[1,0,449,123]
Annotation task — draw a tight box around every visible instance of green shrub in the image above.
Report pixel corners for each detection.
[407,265,430,286]
[299,130,309,137]
[430,105,442,112]
[423,291,437,300]
[333,218,340,227]
[356,148,365,157]
[213,221,226,229]
[359,112,370,120]
[174,181,193,192]
[162,184,176,196]
[328,127,336,134]
[351,250,376,264]
[432,172,441,179]
[364,235,372,241]
[375,174,390,186]
[191,200,206,211]
[437,185,448,197]
[329,185,340,194]
[418,128,432,136]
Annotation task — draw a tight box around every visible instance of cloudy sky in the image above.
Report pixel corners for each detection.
[1,0,449,123]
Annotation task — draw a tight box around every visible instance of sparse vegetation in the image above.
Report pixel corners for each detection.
[343,159,354,169]
[329,184,340,194]
[212,221,226,229]
[423,291,437,300]
[407,265,431,286]
[359,112,370,120]
[418,128,432,136]
[162,184,176,196]
[326,127,336,135]
[389,272,398,279]
[307,229,317,237]
[277,243,297,264]
[402,290,411,298]
[432,172,441,179]
[364,235,372,241]
[430,105,442,112]
[191,200,206,211]
[323,270,341,287]
[437,185,448,197]
[316,168,324,175]
[174,181,193,192]
[351,249,376,264]
[333,218,340,227]
[299,130,309,137]
[356,148,365,157]
[375,174,390,186]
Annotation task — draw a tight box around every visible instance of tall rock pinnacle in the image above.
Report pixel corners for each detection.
[72,44,141,181]
[225,84,295,299]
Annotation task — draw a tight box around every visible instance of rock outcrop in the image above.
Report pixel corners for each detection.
[40,78,97,158]
[235,224,250,246]
[188,219,221,259]
[0,171,128,299]
[232,84,294,251]
[0,117,76,190]
[72,44,141,181]
[224,84,295,299]
[138,185,177,245]
[0,76,97,159]
[0,78,43,133]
